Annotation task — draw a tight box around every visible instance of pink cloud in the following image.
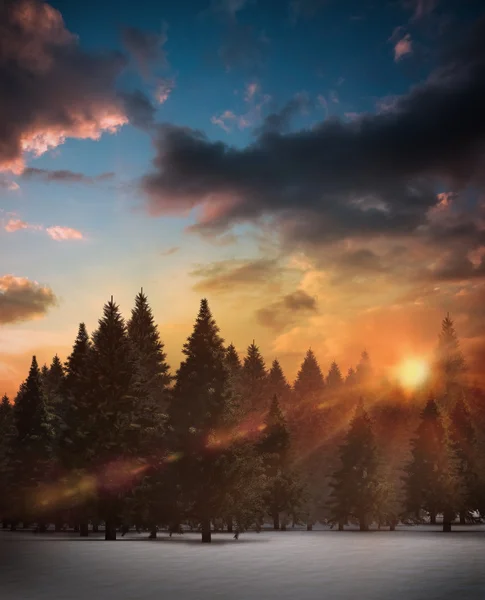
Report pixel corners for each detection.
[244,82,259,102]
[4,219,31,233]
[394,33,413,61]
[45,226,84,241]
[156,78,175,104]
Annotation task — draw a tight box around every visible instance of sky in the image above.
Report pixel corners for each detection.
[1,0,485,397]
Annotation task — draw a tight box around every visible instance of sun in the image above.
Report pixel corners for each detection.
[396,358,430,390]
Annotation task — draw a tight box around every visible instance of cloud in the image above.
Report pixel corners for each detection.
[0,0,131,173]
[160,246,180,256]
[256,289,318,331]
[0,179,20,192]
[289,0,329,23]
[121,25,168,76]
[21,168,114,184]
[4,219,33,233]
[254,93,311,136]
[191,258,280,293]
[404,0,438,21]
[156,78,176,104]
[119,90,157,130]
[141,16,485,252]
[210,0,251,19]
[393,33,413,61]
[0,275,58,324]
[211,84,271,133]
[45,226,84,241]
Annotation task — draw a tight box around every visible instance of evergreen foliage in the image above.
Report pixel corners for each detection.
[293,349,325,399]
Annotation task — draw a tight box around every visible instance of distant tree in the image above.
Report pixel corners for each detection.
[0,394,14,524]
[328,401,380,531]
[355,351,372,385]
[225,344,242,375]
[403,398,461,532]
[293,349,325,400]
[449,397,480,523]
[241,341,268,415]
[90,298,138,540]
[326,361,343,389]
[436,314,466,399]
[345,367,357,386]
[268,359,291,408]
[259,395,303,530]
[169,299,262,542]
[11,357,54,526]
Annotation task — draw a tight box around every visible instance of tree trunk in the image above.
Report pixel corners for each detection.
[429,511,436,525]
[10,521,17,531]
[227,517,233,533]
[459,511,466,525]
[148,526,157,539]
[2,519,9,529]
[92,523,99,533]
[80,522,89,537]
[281,523,287,531]
[359,514,368,531]
[390,520,397,531]
[273,513,280,530]
[338,519,344,531]
[201,519,211,543]
[54,519,63,532]
[73,524,80,532]
[105,520,117,540]
[306,523,313,531]
[443,511,453,532]
[38,522,47,533]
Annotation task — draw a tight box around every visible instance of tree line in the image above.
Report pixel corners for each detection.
[0,293,484,542]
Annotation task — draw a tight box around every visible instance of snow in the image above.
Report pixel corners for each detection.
[1,526,485,599]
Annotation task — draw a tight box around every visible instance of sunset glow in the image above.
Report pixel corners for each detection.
[396,358,430,390]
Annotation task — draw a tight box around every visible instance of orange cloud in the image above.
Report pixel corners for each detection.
[394,33,413,61]
[4,218,31,233]
[45,226,84,241]
[0,275,58,326]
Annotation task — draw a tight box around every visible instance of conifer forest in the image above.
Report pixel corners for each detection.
[1,292,484,543]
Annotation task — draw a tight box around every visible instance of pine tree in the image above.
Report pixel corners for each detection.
[169,299,263,542]
[90,298,137,540]
[328,402,380,531]
[326,361,343,389]
[225,344,242,375]
[449,397,479,523]
[345,367,357,386]
[436,314,466,399]
[355,350,372,385]
[293,349,325,400]
[268,359,291,407]
[0,394,13,524]
[11,357,54,524]
[241,341,268,415]
[403,398,461,531]
[259,395,301,530]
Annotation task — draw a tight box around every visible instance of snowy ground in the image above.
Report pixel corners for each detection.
[1,526,485,599]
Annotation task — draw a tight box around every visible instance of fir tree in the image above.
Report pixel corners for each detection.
[449,397,479,523]
[11,357,54,523]
[0,394,13,523]
[225,344,242,375]
[345,367,357,386]
[436,314,466,398]
[268,359,291,407]
[326,361,343,389]
[328,402,380,531]
[355,350,372,385]
[241,341,268,415]
[404,398,461,531]
[293,349,325,400]
[90,298,138,540]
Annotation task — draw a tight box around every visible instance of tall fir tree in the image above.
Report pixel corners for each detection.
[404,398,461,531]
[345,367,357,386]
[0,394,13,524]
[11,357,54,524]
[241,341,268,416]
[355,350,372,385]
[293,349,325,400]
[449,397,479,523]
[268,359,291,408]
[259,395,301,530]
[436,314,466,400]
[169,299,262,542]
[326,361,343,389]
[225,344,242,375]
[328,402,380,531]
[90,298,138,540]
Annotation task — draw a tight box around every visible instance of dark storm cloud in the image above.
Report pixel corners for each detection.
[119,90,157,129]
[0,0,153,172]
[22,168,114,184]
[256,290,318,331]
[191,258,280,293]
[254,94,312,136]
[142,15,485,246]
[0,275,58,324]
[121,25,168,76]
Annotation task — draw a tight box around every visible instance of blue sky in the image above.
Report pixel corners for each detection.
[1,0,485,396]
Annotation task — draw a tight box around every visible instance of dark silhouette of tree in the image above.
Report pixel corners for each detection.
[0,394,13,526]
[449,397,480,524]
[328,401,380,531]
[436,314,466,401]
[326,361,343,389]
[293,349,325,400]
[11,357,54,528]
[345,367,357,386]
[268,359,291,408]
[90,298,137,540]
[241,341,268,415]
[404,398,461,532]
[169,299,260,542]
[225,343,242,375]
